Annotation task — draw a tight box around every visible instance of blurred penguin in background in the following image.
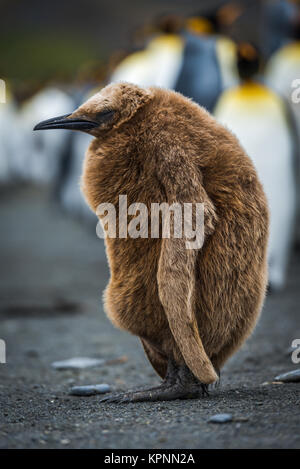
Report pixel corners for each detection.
[265,10,300,244]
[266,11,300,117]
[261,0,298,59]
[55,63,108,223]
[110,15,185,89]
[0,79,23,183]
[1,72,97,224]
[56,125,94,223]
[174,9,239,111]
[56,89,96,224]
[110,10,239,110]
[17,80,75,184]
[214,42,297,290]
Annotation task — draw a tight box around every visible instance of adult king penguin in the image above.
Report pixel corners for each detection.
[110,14,238,111]
[34,82,269,402]
[110,16,184,90]
[174,13,238,111]
[19,84,75,184]
[0,81,23,183]
[265,13,300,245]
[214,43,297,290]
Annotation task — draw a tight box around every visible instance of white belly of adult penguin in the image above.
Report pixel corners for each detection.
[265,36,300,246]
[214,43,297,290]
[19,86,75,183]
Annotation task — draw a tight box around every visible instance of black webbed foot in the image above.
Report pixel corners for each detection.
[100,359,212,403]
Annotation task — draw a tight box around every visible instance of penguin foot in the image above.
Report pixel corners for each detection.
[99,383,204,403]
[99,359,210,403]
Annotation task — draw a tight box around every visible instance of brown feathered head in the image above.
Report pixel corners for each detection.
[34,82,154,137]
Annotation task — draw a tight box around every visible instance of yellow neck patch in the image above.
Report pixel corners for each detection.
[148,34,184,52]
[278,41,300,63]
[231,82,271,100]
[216,81,285,116]
[186,17,214,35]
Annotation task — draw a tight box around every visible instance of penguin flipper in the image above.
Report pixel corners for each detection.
[157,236,218,385]
[140,338,168,379]
[156,153,219,385]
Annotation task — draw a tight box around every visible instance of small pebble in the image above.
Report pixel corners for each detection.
[208,413,233,424]
[261,381,284,385]
[274,369,300,383]
[69,384,111,396]
[234,416,249,422]
[60,439,70,445]
[25,349,39,358]
[51,357,105,370]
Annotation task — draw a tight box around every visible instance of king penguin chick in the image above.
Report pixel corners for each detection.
[214,43,297,291]
[34,82,269,403]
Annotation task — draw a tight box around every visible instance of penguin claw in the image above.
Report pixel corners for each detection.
[99,361,212,403]
[98,385,158,403]
[99,392,126,403]
[99,383,207,403]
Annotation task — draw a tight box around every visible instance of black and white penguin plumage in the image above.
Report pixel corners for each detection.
[0,83,23,183]
[261,0,297,59]
[110,33,184,89]
[265,16,300,245]
[110,15,238,111]
[54,85,99,224]
[214,43,297,290]
[18,85,75,184]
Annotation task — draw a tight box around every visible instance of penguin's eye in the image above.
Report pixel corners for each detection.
[95,109,115,122]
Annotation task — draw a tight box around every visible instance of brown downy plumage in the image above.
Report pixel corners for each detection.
[34,82,269,402]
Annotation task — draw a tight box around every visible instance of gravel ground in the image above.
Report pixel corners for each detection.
[0,185,299,449]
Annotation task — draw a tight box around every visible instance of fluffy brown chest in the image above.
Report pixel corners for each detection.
[103,236,169,338]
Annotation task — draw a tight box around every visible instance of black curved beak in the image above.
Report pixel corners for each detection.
[33,113,98,131]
